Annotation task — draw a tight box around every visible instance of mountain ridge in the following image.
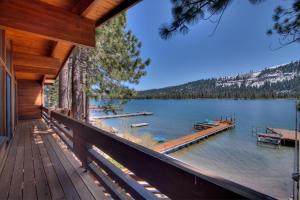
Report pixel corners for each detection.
[137,61,300,99]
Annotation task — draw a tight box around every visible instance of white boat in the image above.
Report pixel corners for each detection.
[131,123,149,128]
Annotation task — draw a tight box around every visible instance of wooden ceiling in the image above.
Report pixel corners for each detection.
[0,0,140,83]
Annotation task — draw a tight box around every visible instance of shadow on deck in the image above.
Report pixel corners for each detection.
[0,110,276,200]
[0,120,108,200]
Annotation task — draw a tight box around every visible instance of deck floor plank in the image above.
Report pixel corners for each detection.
[8,122,25,200]
[31,120,52,200]
[41,133,81,200]
[0,119,107,200]
[46,134,95,200]
[35,121,65,200]
[0,121,21,199]
[23,121,38,200]
[52,134,108,200]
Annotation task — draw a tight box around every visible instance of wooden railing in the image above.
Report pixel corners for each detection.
[41,107,275,200]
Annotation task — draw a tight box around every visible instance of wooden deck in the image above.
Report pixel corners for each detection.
[154,121,234,154]
[267,128,300,141]
[43,109,274,200]
[0,120,107,200]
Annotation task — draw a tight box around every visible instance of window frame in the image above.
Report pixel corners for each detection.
[0,30,16,139]
[0,30,5,136]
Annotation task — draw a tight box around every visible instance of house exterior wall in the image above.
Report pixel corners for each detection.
[17,80,42,120]
[0,29,16,139]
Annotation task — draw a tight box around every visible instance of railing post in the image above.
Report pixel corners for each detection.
[72,128,89,170]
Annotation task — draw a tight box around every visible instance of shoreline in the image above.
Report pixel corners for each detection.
[129,97,300,101]
[90,117,158,148]
[89,100,294,199]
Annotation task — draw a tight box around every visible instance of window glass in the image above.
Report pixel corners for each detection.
[6,74,11,139]
[14,83,17,127]
[0,31,3,60]
[5,41,11,70]
[0,67,2,135]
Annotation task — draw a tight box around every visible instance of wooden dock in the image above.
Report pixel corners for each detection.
[154,120,234,154]
[131,123,149,128]
[267,128,300,140]
[91,112,153,119]
[256,127,300,147]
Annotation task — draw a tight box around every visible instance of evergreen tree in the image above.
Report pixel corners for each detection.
[88,13,150,98]
[160,0,263,39]
[267,1,300,46]
[83,13,150,121]
[57,12,150,121]
[161,0,300,47]
[45,80,59,108]
[59,60,69,109]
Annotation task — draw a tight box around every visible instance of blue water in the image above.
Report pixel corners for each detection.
[91,99,297,199]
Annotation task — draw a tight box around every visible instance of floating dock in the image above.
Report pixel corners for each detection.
[131,123,149,128]
[91,112,153,119]
[257,128,300,146]
[154,120,234,154]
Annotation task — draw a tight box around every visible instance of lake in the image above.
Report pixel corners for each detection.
[91,99,297,199]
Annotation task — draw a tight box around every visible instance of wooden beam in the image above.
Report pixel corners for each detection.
[96,0,141,27]
[15,72,43,81]
[13,53,61,70]
[14,66,57,76]
[0,0,95,47]
[50,0,95,80]
[44,79,56,85]
[51,42,73,61]
[71,0,95,15]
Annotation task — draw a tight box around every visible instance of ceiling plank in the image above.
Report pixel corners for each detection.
[14,65,57,75]
[72,0,95,15]
[0,0,95,47]
[13,52,61,69]
[96,0,141,27]
[40,0,78,11]
[15,72,43,81]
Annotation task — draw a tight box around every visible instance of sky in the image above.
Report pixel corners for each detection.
[126,0,300,91]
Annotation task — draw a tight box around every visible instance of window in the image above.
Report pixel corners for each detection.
[6,74,11,139]
[0,31,2,60]
[5,40,11,70]
[14,83,17,128]
[0,67,2,135]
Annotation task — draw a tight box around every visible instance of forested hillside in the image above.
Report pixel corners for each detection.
[137,61,300,99]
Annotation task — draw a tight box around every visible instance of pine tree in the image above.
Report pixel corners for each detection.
[267,1,300,46]
[57,12,150,121]
[59,60,69,109]
[46,80,59,108]
[160,0,262,39]
[80,13,150,121]
[161,0,300,47]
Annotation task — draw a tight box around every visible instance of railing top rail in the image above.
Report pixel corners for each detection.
[41,106,49,113]
[46,108,275,200]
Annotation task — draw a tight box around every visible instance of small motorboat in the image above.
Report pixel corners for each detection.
[153,136,166,143]
[257,133,281,146]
